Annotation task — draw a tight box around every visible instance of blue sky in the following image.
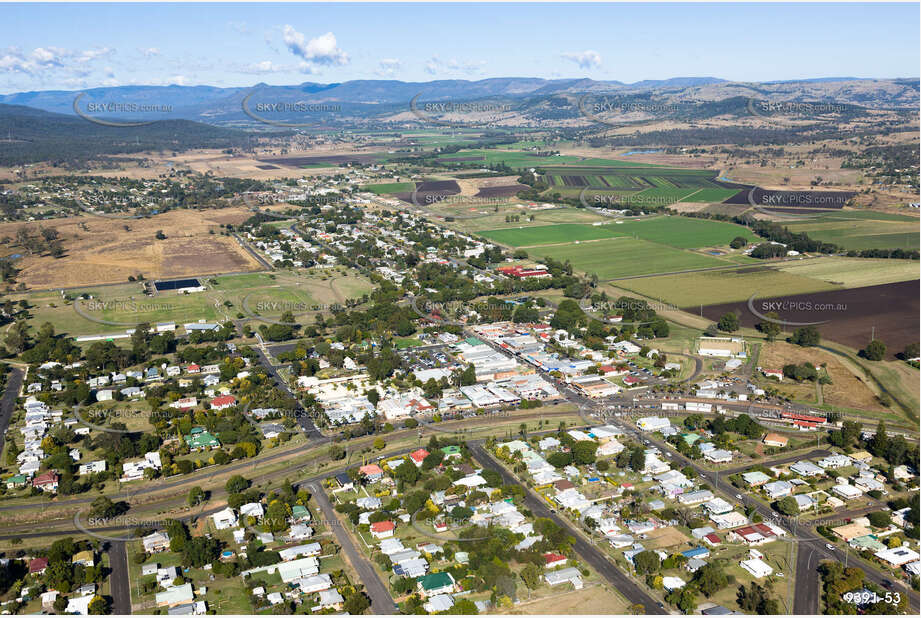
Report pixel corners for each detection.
[1,2,918,93]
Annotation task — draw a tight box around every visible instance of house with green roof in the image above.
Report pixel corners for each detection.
[464,336,484,346]
[291,505,311,522]
[5,474,27,489]
[441,445,461,459]
[849,535,886,552]
[418,572,456,598]
[185,428,220,451]
[682,433,701,446]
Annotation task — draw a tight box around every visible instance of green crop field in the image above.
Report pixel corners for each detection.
[780,211,919,250]
[540,163,741,205]
[435,149,661,170]
[776,257,921,288]
[480,215,758,249]
[480,223,621,246]
[361,182,416,195]
[531,237,727,279]
[679,188,743,202]
[605,216,758,248]
[615,265,841,307]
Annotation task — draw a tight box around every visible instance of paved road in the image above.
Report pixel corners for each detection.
[469,443,667,615]
[0,365,25,455]
[252,346,324,440]
[617,423,919,614]
[722,448,832,475]
[308,482,398,615]
[468,331,918,614]
[107,540,132,614]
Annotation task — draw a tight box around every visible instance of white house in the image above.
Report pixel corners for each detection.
[211,507,238,530]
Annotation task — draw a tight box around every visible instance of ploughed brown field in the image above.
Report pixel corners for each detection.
[394,180,461,205]
[694,280,919,358]
[475,184,528,197]
[0,207,262,290]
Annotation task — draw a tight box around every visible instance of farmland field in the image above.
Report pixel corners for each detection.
[481,223,623,246]
[616,264,840,307]
[480,215,758,249]
[435,149,661,170]
[361,181,415,194]
[532,237,726,279]
[0,207,262,289]
[779,210,919,250]
[775,257,920,288]
[698,280,919,360]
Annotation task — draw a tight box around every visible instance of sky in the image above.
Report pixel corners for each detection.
[1,2,919,94]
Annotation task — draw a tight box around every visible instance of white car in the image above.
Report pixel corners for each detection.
[825,543,836,551]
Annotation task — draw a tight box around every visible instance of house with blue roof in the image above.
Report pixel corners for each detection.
[681,546,711,560]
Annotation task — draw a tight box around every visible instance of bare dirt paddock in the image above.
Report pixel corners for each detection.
[0,207,262,290]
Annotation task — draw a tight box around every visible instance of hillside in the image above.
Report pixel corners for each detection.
[0,103,266,166]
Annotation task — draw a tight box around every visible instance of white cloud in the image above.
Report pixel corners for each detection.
[282,26,348,66]
[138,47,160,58]
[376,58,401,77]
[562,50,602,69]
[423,56,486,76]
[0,46,113,75]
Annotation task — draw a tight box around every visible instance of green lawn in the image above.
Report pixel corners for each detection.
[532,237,727,279]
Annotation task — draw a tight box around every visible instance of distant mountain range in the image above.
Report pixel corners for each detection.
[1,76,917,125]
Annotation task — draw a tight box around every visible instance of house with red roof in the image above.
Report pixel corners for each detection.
[29,557,49,575]
[32,470,59,492]
[186,364,201,374]
[623,376,642,386]
[210,395,237,410]
[370,520,396,539]
[544,553,568,569]
[359,464,384,481]
[409,449,430,467]
[703,533,722,546]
